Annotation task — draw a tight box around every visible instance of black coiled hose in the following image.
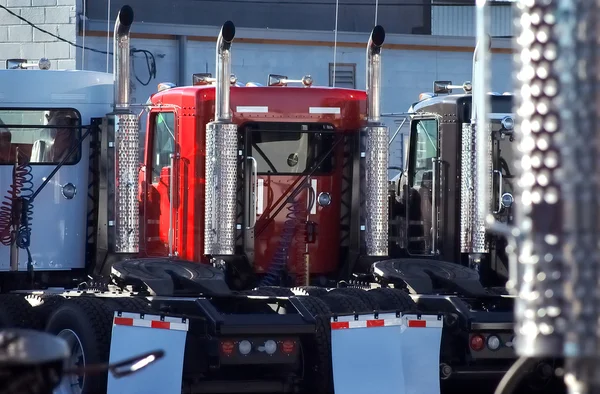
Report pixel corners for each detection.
[260,181,315,287]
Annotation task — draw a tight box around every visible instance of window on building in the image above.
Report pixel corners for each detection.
[151,112,175,184]
[329,63,356,89]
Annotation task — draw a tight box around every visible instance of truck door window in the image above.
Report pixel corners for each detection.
[150,112,175,183]
[0,109,81,165]
[407,118,439,254]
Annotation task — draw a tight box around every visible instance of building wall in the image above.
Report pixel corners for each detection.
[0,0,79,69]
[431,3,514,37]
[78,28,514,170]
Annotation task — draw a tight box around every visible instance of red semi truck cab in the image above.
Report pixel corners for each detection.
[139,82,370,287]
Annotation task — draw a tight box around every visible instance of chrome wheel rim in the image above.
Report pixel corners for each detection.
[54,329,85,394]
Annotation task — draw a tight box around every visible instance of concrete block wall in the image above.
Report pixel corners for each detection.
[0,0,78,69]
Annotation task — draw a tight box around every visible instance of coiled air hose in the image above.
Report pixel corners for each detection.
[0,150,34,251]
[260,180,315,287]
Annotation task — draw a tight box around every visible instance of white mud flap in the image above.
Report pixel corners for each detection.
[331,312,443,394]
[107,311,188,394]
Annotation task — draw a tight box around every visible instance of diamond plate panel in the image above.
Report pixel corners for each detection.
[204,122,238,256]
[364,125,389,256]
[113,113,140,253]
[510,0,565,357]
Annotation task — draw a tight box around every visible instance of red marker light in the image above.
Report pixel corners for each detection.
[470,334,485,351]
[220,340,234,355]
[281,340,296,354]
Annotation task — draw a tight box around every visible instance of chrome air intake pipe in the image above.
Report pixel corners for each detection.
[364,25,389,256]
[204,21,238,256]
[109,5,139,254]
[459,18,492,272]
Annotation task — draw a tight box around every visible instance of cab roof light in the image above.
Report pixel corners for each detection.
[157,82,176,92]
[418,92,435,101]
[192,72,238,86]
[268,74,313,87]
[6,58,51,70]
[433,80,472,95]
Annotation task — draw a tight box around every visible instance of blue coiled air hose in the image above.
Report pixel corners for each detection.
[260,181,315,287]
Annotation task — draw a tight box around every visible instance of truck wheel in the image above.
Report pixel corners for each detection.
[45,297,113,394]
[0,294,35,328]
[367,288,417,312]
[320,293,369,313]
[296,296,333,394]
[326,288,380,311]
[291,286,329,297]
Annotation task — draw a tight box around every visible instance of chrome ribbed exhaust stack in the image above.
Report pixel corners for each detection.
[110,5,139,254]
[506,0,600,392]
[204,21,238,256]
[364,25,389,257]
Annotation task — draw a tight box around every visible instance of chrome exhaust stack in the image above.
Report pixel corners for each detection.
[459,10,492,272]
[204,21,238,256]
[113,6,134,111]
[364,25,389,256]
[105,5,139,254]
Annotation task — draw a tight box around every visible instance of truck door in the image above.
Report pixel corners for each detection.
[142,110,178,257]
[405,116,440,256]
[241,122,340,286]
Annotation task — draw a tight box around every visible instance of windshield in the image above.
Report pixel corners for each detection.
[0,108,81,165]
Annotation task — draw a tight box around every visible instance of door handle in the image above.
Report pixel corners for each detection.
[246,156,258,229]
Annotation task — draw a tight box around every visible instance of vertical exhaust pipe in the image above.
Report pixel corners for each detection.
[460,12,492,272]
[215,21,235,121]
[364,25,389,256]
[205,22,238,257]
[113,5,134,111]
[105,5,139,256]
[366,25,385,124]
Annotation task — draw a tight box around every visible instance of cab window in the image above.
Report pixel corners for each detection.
[409,118,438,188]
[0,108,81,165]
[150,112,175,184]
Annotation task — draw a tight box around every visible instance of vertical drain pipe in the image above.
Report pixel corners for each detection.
[363,25,389,257]
[110,5,139,254]
[204,21,238,256]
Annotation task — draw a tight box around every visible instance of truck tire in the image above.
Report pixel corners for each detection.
[296,296,333,394]
[28,294,66,330]
[367,288,417,312]
[326,288,380,311]
[320,293,369,313]
[0,294,35,328]
[45,297,113,394]
[111,296,153,313]
[255,286,294,296]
